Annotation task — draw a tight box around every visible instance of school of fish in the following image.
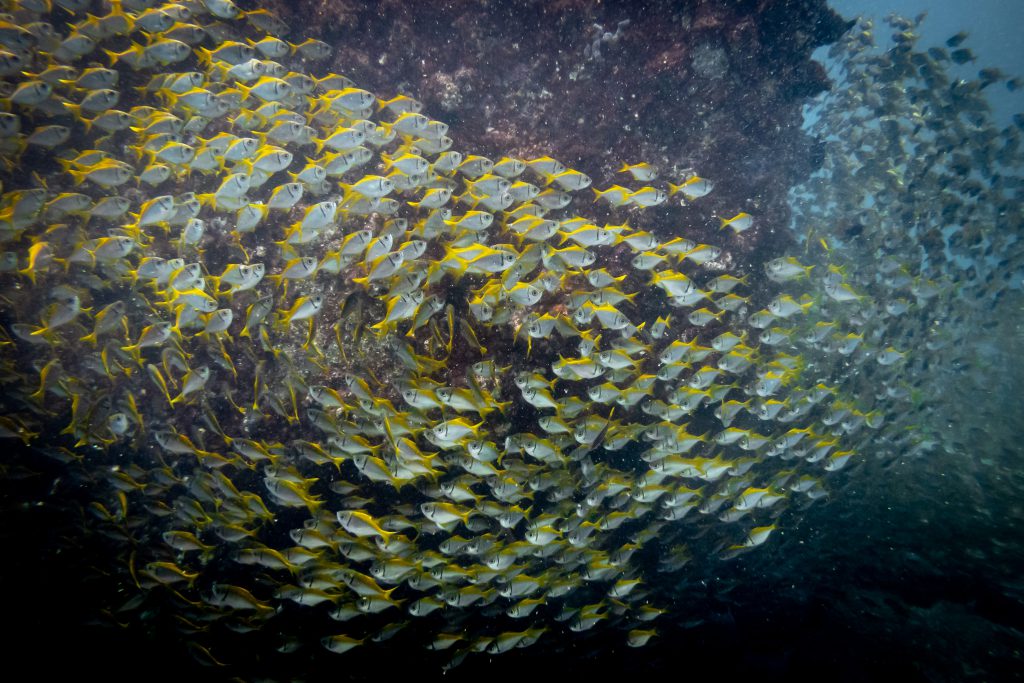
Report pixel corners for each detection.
[0,0,1018,673]
[791,13,1024,466]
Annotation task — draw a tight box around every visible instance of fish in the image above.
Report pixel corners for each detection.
[719,212,753,233]
[626,186,667,207]
[668,175,714,200]
[765,256,813,282]
[946,31,968,47]
[278,295,324,326]
[0,3,1000,674]
[618,162,657,181]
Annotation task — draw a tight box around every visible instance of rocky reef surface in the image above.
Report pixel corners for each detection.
[265,0,850,261]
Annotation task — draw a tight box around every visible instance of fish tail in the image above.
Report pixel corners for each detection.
[62,101,83,122]
[196,46,214,69]
[102,47,122,67]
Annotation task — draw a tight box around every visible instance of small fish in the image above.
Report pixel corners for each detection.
[546,168,592,191]
[172,366,211,404]
[618,162,657,181]
[278,295,324,326]
[627,629,657,647]
[950,48,975,65]
[719,212,753,233]
[592,185,633,206]
[765,256,813,282]
[946,31,968,48]
[669,175,714,199]
[627,187,667,207]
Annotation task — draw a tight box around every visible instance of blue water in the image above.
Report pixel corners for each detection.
[827,0,1024,126]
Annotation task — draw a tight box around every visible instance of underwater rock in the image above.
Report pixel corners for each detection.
[265,0,850,258]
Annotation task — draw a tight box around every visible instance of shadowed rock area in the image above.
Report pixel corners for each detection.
[265,0,851,260]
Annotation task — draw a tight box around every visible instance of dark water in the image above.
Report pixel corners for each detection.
[5,447,1023,682]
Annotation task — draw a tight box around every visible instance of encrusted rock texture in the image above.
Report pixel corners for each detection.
[263,0,851,262]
